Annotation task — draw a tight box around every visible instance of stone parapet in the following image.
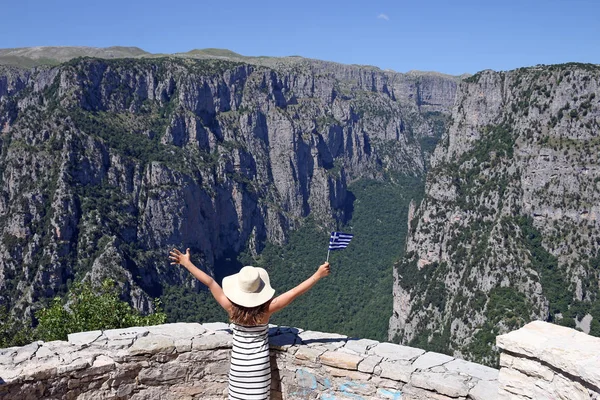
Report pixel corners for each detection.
[496,320,600,399]
[0,322,499,399]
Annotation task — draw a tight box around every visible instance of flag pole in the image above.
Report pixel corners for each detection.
[326,248,331,262]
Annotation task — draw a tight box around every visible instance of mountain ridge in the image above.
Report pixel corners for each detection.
[0,55,456,340]
[0,46,466,79]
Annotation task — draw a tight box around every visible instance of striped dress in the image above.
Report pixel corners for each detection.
[228,323,271,400]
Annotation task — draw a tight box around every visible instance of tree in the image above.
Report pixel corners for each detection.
[35,279,166,342]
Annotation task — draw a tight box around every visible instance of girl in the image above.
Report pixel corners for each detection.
[169,248,330,400]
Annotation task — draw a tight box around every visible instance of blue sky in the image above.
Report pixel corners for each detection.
[2,0,599,75]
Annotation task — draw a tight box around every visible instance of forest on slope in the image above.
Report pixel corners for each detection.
[162,174,424,341]
[0,54,452,344]
[390,63,600,366]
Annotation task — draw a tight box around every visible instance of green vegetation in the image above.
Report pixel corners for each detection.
[161,174,424,341]
[516,216,572,318]
[35,279,166,342]
[70,110,182,167]
[0,279,166,347]
[467,287,533,367]
[420,111,449,162]
[0,306,33,348]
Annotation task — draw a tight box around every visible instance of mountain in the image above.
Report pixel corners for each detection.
[389,63,600,366]
[0,46,149,67]
[0,51,459,335]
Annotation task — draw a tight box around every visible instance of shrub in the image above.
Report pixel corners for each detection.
[36,279,166,342]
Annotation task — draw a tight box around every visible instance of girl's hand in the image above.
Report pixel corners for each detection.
[169,248,191,267]
[315,262,331,280]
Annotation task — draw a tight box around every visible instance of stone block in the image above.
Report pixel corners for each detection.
[497,368,537,398]
[319,351,362,370]
[68,331,103,347]
[174,338,193,353]
[357,355,382,373]
[412,351,454,370]
[444,358,498,381]
[21,359,59,381]
[370,376,403,390]
[410,371,470,397]
[379,360,414,383]
[74,355,115,378]
[369,342,425,361]
[508,355,554,381]
[497,320,600,389]
[343,338,379,354]
[13,342,42,364]
[299,330,347,349]
[0,346,18,364]
[536,370,590,400]
[129,334,175,355]
[402,384,463,400]
[104,326,149,341]
[191,333,232,351]
[295,368,318,389]
[138,363,187,384]
[0,366,22,384]
[35,341,75,359]
[147,322,206,338]
[377,387,404,399]
[324,366,370,380]
[338,380,376,396]
[205,359,230,376]
[201,322,231,332]
[294,346,326,362]
[114,383,135,397]
[469,378,499,400]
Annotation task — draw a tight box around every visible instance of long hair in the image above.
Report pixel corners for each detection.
[229,300,271,326]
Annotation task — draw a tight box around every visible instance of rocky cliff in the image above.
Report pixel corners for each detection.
[0,54,458,326]
[389,63,600,365]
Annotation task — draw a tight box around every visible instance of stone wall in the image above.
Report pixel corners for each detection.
[496,321,600,399]
[0,322,499,400]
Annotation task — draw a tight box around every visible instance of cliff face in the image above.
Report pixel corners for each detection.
[389,64,600,364]
[0,57,458,321]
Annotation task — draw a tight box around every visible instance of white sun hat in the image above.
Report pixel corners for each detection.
[222,266,275,308]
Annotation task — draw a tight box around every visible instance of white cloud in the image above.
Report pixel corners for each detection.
[377,13,389,21]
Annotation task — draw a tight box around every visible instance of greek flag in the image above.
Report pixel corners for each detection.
[329,231,353,250]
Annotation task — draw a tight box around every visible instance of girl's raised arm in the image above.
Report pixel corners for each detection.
[268,262,330,314]
[169,248,233,313]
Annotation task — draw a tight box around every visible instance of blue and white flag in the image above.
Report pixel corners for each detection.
[328,231,354,250]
